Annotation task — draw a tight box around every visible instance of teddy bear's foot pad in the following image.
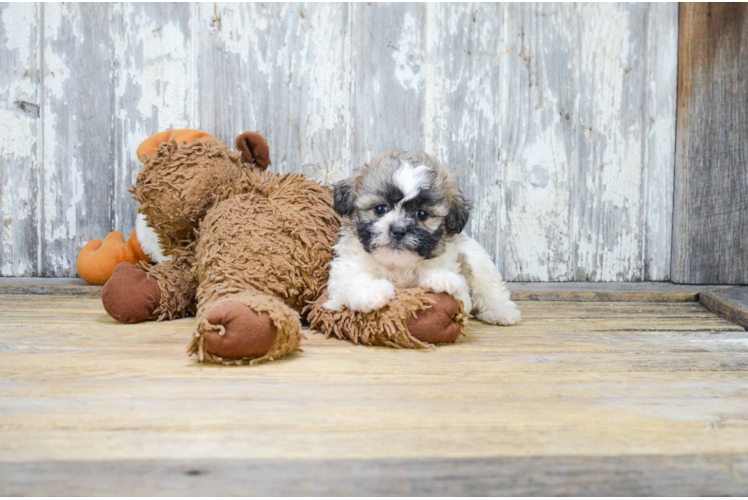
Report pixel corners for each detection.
[204,302,278,359]
[102,262,161,324]
[407,293,463,344]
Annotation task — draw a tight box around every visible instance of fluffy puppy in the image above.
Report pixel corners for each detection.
[324,149,521,326]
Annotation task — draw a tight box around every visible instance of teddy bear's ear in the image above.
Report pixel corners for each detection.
[236,132,271,171]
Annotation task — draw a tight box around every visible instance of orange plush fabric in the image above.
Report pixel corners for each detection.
[136,129,213,161]
[76,230,149,285]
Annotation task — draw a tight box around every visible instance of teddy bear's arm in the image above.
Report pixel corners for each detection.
[308,287,468,349]
[138,258,198,321]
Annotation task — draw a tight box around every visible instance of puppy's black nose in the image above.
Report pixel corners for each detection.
[390,226,406,240]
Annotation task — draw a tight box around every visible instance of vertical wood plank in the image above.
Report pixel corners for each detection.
[112,3,194,234]
[0,3,40,276]
[41,4,116,276]
[269,3,351,181]
[673,3,748,284]
[499,3,677,282]
[422,3,504,269]
[498,3,578,281]
[642,3,678,281]
[350,3,425,164]
[575,4,652,281]
[196,3,274,148]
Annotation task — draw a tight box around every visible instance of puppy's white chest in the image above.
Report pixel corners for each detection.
[374,264,420,289]
[389,272,420,289]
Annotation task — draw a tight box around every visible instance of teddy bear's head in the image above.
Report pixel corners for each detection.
[132,137,249,255]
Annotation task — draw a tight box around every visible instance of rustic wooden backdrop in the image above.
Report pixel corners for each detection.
[673,3,748,285]
[0,3,680,281]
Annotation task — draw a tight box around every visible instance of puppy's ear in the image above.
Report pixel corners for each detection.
[445,182,470,234]
[333,177,356,217]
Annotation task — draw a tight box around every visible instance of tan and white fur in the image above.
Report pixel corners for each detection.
[324,150,521,325]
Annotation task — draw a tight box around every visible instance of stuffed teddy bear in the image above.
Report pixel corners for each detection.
[100,130,467,365]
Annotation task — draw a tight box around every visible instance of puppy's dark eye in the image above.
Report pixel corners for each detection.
[374,205,388,216]
[416,209,428,221]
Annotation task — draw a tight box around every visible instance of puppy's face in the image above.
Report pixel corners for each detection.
[334,150,470,265]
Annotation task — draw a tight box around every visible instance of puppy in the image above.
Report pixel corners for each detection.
[324,149,521,326]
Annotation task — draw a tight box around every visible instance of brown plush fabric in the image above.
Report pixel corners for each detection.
[102,262,161,324]
[307,287,468,349]
[235,132,271,171]
[192,288,304,365]
[132,139,249,254]
[203,301,278,359]
[136,254,197,321]
[406,293,464,344]
[186,169,339,364]
[124,137,339,364]
[193,170,340,312]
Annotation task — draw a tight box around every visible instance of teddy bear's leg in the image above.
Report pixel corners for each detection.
[102,259,197,324]
[190,285,302,365]
[307,288,468,349]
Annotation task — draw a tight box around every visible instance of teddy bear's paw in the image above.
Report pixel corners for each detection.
[102,262,161,324]
[406,292,463,344]
[203,302,278,359]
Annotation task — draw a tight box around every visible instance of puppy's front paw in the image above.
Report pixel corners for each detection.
[418,270,465,297]
[345,279,396,313]
[476,303,522,326]
[418,270,472,311]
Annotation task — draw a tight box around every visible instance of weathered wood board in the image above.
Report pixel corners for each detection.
[0,3,40,277]
[0,277,737,305]
[700,287,748,330]
[672,3,748,285]
[0,3,678,281]
[1,295,747,495]
[4,455,748,496]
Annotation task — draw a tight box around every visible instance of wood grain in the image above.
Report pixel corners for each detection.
[1,295,747,495]
[112,3,195,234]
[499,4,678,281]
[270,3,352,182]
[0,4,679,282]
[424,3,504,269]
[3,454,748,496]
[41,4,117,276]
[508,281,734,303]
[0,3,40,277]
[196,3,274,159]
[0,278,737,305]
[700,287,748,330]
[351,3,425,161]
[673,3,748,284]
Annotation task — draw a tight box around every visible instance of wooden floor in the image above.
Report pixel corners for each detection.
[2,293,748,495]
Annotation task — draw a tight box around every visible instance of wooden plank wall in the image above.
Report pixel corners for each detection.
[0,3,678,281]
[673,3,748,285]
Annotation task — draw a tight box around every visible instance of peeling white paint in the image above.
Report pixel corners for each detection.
[0,108,35,158]
[1,4,34,73]
[215,3,271,75]
[392,12,422,92]
[0,3,678,279]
